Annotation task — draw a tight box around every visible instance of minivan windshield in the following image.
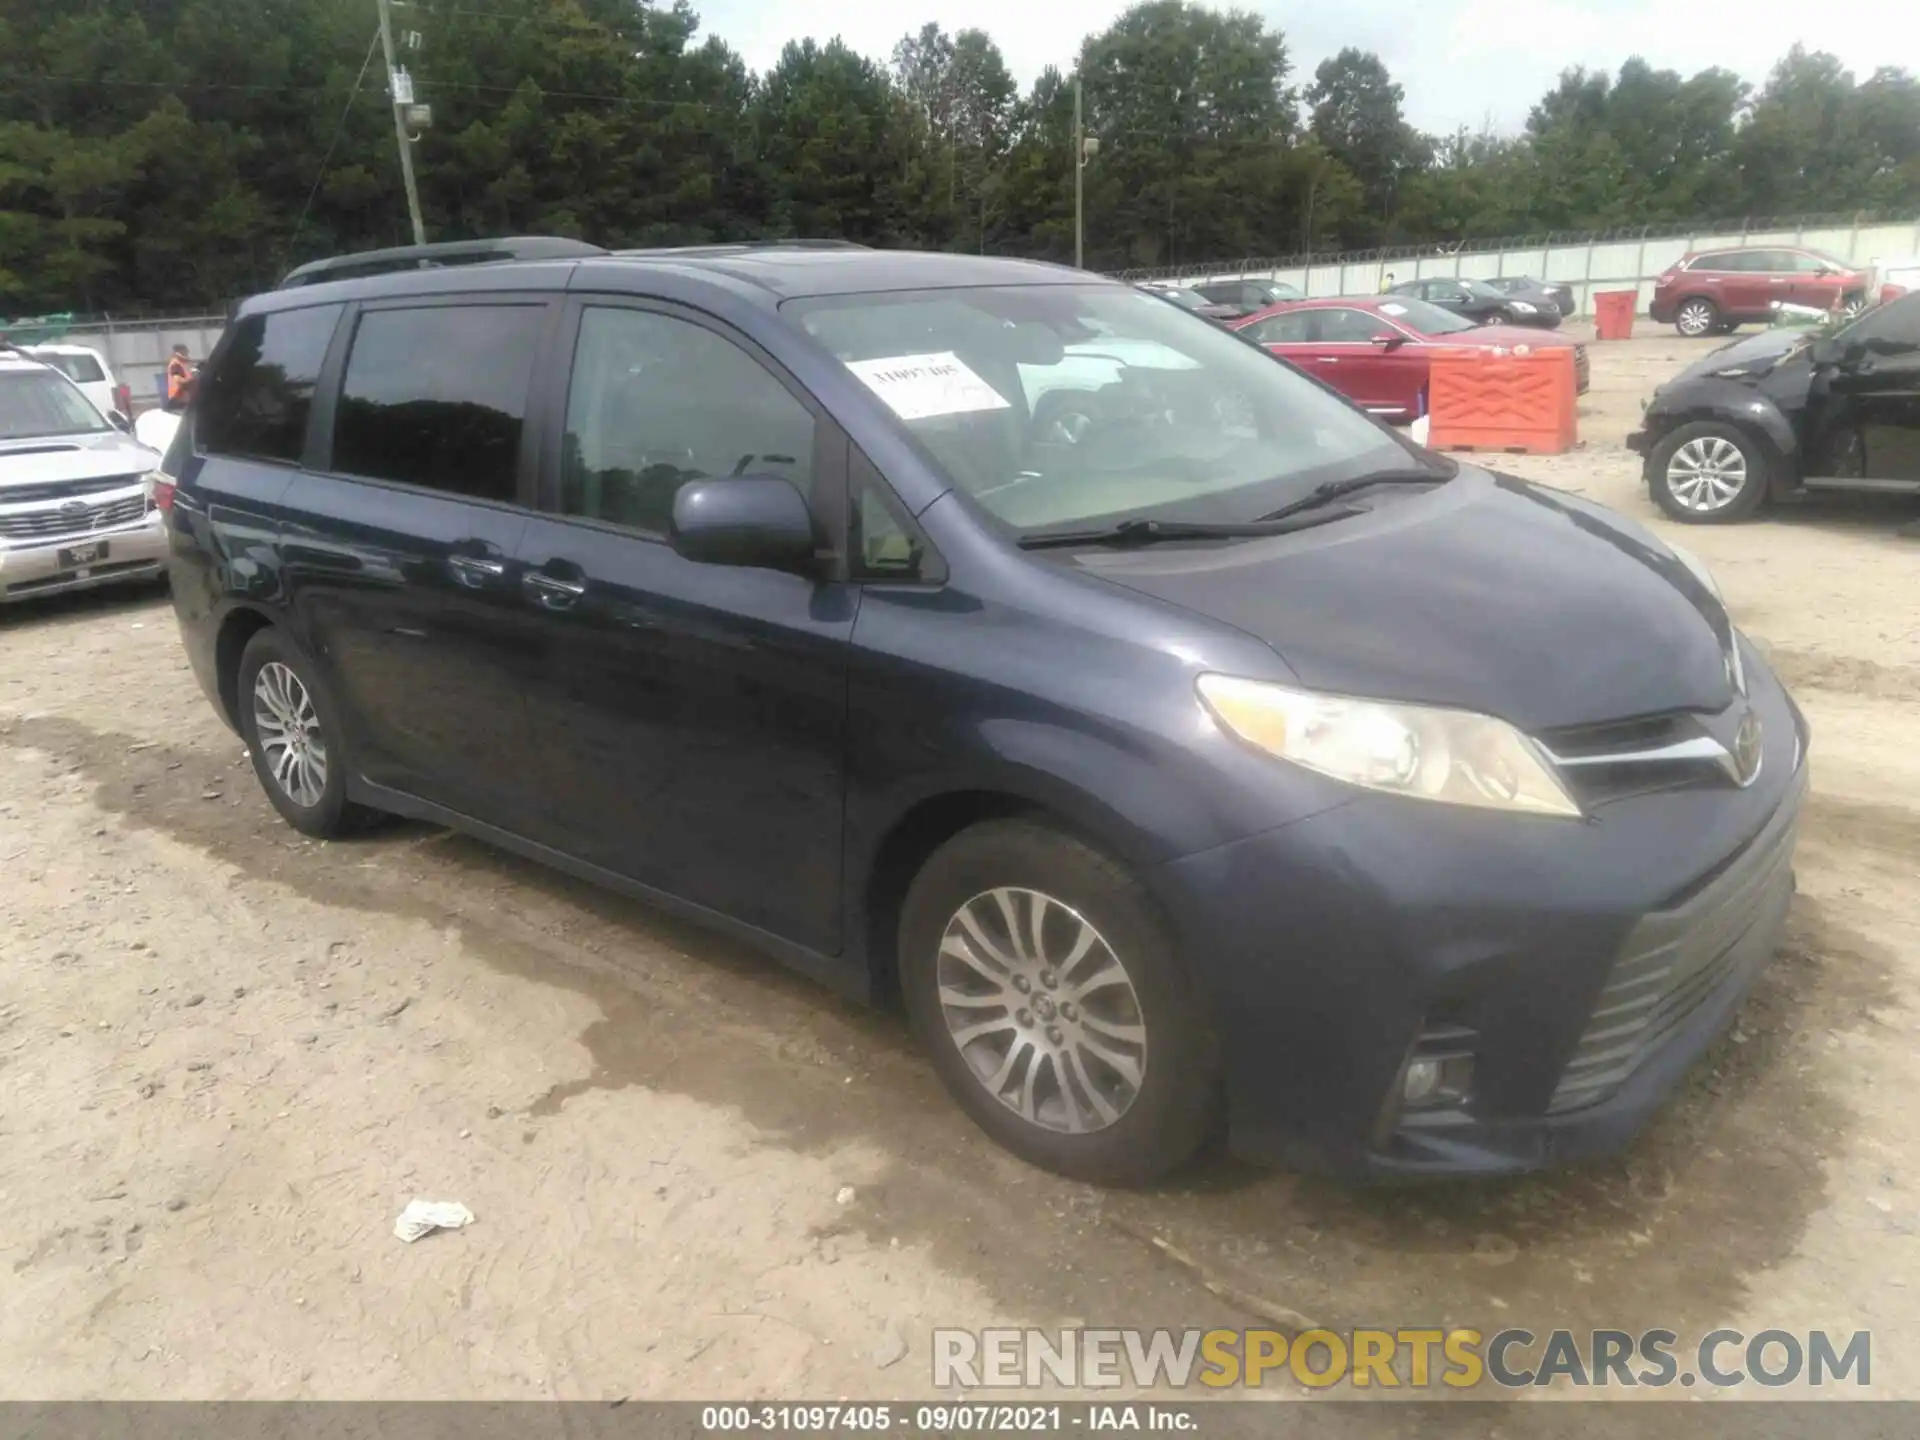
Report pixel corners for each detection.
[0,371,111,440]
[788,284,1435,536]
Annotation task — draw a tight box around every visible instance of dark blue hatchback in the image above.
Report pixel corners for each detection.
[160,240,1807,1182]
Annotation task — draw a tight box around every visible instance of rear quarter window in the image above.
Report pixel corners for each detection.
[197,304,342,464]
[40,353,107,383]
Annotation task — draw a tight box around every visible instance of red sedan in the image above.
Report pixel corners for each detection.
[1229,295,1588,422]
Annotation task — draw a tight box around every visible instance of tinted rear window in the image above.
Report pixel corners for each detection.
[38,352,107,383]
[330,304,544,503]
[198,305,341,464]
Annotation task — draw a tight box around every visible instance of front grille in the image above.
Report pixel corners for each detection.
[0,474,143,505]
[1549,795,1800,1113]
[0,492,149,541]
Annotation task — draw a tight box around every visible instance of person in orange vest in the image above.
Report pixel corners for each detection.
[164,344,194,411]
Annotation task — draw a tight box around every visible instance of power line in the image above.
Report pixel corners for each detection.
[0,69,742,115]
[286,28,385,257]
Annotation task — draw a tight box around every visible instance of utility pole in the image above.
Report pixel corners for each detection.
[377,0,427,246]
[1072,77,1099,270]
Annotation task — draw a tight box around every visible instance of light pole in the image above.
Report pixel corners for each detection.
[1073,76,1099,270]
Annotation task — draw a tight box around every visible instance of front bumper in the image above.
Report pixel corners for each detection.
[0,492,167,602]
[1157,652,1807,1176]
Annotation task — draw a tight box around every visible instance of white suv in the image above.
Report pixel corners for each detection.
[24,343,126,422]
[1,348,167,603]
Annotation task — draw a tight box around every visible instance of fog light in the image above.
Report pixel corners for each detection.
[1402,1059,1443,1103]
[1399,1052,1474,1110]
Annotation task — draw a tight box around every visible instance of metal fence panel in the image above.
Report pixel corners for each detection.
[1119,213,1920,316]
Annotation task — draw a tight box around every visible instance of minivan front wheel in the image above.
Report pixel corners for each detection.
[1675,298,1718,337]
[899,819,1219,1184]
[1649,422,1768,523]
[237,628,378,838]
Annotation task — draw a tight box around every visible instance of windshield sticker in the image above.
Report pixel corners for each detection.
[846,352,1012,421]
[1378,303,1408,316]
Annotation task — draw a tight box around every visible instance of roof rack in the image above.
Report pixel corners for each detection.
[278,236,607,289]
[610,239,869,258]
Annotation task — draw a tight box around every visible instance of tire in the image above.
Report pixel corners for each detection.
[1839,292,1868,321]
[235,627,380,838]
[899,819,1221,1185]
[1674,297,1718,337]
[1648,421,1769,524]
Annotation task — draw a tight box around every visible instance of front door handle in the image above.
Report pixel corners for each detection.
[447,551,510,587]
[523,569,588,609]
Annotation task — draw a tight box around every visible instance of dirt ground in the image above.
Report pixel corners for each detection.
[3,326,1918,1404]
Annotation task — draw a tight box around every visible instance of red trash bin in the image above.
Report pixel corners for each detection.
[1593,289,1637,341]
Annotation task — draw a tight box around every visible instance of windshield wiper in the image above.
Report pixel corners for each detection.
[1017,507,1361,551]
[1255,467,1453,524]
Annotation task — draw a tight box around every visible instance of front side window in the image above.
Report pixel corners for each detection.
[1317,308,1392,343]
[331,304,543,502]
[560,307,815,535]
[1244,311,1313,344]
[198,304,340,463]
[1836,293,1920,352]
[0,370,109,440]
[788,283,1418,539]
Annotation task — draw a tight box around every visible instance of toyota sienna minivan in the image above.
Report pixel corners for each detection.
[161,239,1807,1183]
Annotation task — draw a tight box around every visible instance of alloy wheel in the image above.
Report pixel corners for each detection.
[1839,295,1868,321]
[1665,435,1749,514]
[935,887,1148,1134]
[1676,301,1715,337]
[252,661,329,808]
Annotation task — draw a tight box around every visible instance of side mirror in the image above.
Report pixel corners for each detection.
[670,476,818,572]
[1372,333,1407,351]
[108,409,133,432]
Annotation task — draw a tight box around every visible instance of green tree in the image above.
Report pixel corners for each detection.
[1304,48,1425,240]
[752,38,906,243]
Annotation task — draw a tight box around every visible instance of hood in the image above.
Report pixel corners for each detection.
[1665,328,1809,387]
[0,429,158,487]
[1073,468,1735,733]
[1452,323,1578,349]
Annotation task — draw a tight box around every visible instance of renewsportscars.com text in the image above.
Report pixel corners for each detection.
[933,1327,1871,1390]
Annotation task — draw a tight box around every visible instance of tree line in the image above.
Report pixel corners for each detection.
[2,0,1916,315]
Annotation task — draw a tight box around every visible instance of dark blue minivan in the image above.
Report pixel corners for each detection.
[160,240,1807,1182]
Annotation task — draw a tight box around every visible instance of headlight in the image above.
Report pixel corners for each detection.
[1196,675,1581,818]
[1664,541,1722,601]
[1511,300,1537,313]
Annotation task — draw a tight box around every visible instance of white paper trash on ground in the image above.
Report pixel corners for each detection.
[394,1199,475,1244]
[1409,414,1431,446]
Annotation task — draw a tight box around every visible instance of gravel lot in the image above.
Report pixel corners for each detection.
[3,327,1918,1402]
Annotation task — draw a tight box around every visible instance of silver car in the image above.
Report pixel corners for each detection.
[1,349,167,603]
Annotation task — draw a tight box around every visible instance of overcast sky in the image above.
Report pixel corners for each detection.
[694,0,1903,135]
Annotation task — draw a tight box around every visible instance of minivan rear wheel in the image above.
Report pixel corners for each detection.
[899,819,1220,1184]
[1649,421,1768,523]
[236,628,380,838]
[1675,298,1718,337]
